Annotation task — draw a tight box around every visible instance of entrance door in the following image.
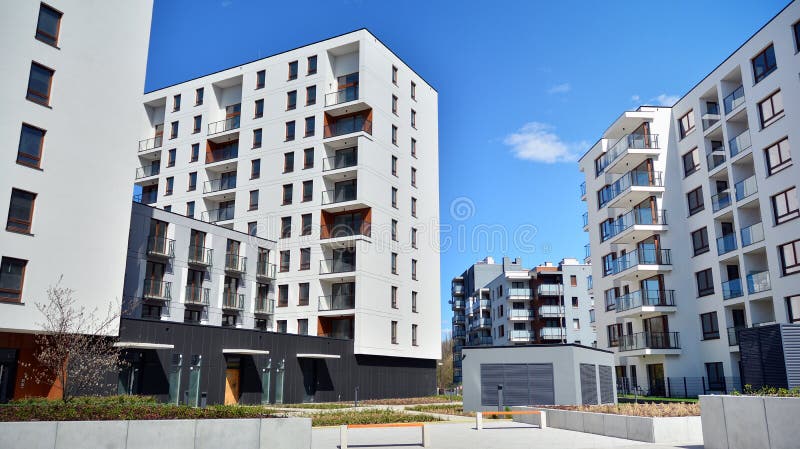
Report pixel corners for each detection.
[300,359,317,403]
[225,368,240,405]
[646,363,665,396]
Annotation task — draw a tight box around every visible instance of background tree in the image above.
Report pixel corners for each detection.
[437,334,455,391]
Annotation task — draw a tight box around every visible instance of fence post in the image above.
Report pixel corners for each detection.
[667,378,672,398]
[702,377,707,395]
[683,377,687,398]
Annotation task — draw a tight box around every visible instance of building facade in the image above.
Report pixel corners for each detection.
[450,257,595,383]
[580,2,800,396]
[0,0,153,401]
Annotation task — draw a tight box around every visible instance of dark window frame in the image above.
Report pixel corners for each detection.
[764,137,792,176]
[27,62,55,106]
[691,227,710,256]
[7,188,37,234]
[683,148,700,177]
[779,239,800,276]
[751,44,777,84]
[256,70,266,89]
[17,123,45,169]
[35,3,63,47]
[696,268,715,297]
[758,90,784,128]
[0,257,27,302]
[700,311,720,340]
[307,55,317,75]
[288,61,298,80]
[687,186,704,216]
[678,110,695,139]
[772,187,799,225]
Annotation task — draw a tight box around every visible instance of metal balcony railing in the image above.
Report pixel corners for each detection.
[319,257,356,274]
[184,286,209,306]
[596,133,660,175]
[452,314,466,324]
[472,318,492,329]
[222,291,244,310]
[254,297,275,314]
[580,181,586,198]
[201,207,235,223]
[740,222,764,247]
[135,165,160,179]
[207,116,240,135]
[711,191,732,212]
[324,117,372,138]
[509,309,535,319]
[324,86,359,106]
[729,129,751,158]
[538,305,565,317]
[605,248,672,276]
[147,237,175,258]
[138,135,163,152]
[318,295,355,311]
[717,233,738,256]
[143,279,171,300]
[452,284,465,296]
[746,271,771,294]
[616,290,675,312]
[224,254,247,274]
[472,299,491,310]
[597,170,663,208]
[734,175,757,201]
[601,208,667,242]
[707,150,726,171]
[451,299,465,309]
[322,153,358,171]
[582,212,588,228]
[619,332,680,351]
[203,178,237,194]
[723,85,745,114]
[256,262,276,280]
[722,278,744,300]
[187,245,213,266]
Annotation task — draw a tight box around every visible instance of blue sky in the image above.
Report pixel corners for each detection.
[145,0,789,339]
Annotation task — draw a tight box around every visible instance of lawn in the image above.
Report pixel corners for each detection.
[405,404,474,417]
[306,409,441,427]
[547,402,700,417]
[618,394,699,403]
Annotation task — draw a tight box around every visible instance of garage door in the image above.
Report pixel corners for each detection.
[480,363,554,406]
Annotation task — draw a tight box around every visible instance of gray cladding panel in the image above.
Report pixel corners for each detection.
[781,325,800,389]
[480,363,554,406]
[599,365,613,404]
[528,363,555,405]
[580,363,597,405]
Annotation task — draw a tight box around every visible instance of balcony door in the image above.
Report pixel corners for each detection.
[640,275,664,305]
[331,248,355,273]
[226,103,241,128]
[331,282,355,309]
[337,72,359,102]
[334,147,357,170]
[149,219,168,253]
[333,180,356,203]
[332,212,363,237]
[189,230,206,259]
[154,123,164,138]
[637,235,661,264]
[646,364,665,396]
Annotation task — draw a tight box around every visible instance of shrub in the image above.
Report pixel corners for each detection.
[547,402,700,417]
[730,385,800,397]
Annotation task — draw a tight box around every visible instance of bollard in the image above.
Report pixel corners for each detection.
[340,425,348,449]
[422,424,430,447]
[476,412,483,430]
[539,411,547,429]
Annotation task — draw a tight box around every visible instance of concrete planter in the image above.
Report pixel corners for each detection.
[700,395,800,449]
[512,406,702,444]
[0,417,311,449]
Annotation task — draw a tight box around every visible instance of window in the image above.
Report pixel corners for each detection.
[302,180,313,202]
[606,323,622,347]
[297,318,308,335]
[683,148,700,176]
[573,319,580,330]
[765,138,791,175]
[779,239,800,276]
[602,254,617,277]
[193,115,201,133]
[391,252,398,274]
[787,295,800,323]
[0,257,27,302]
[411,228,417,248]
[696,268,714,297]
[254,99,264,118]
[167,148,176,167]
[391,156,398,176]
[287,90,297,110]
[188,172,197,191]
[570,275,577,286]
[277,284,289,307]
[35,3,62,46]
[678,110,695,139]
[572,297,579,308]
[392,95,398,115]
[411,138,417,158]
[700,312,720,340]
[195,87,204,105]
[7,189,37,234]
[391,219,398,241]
[412,324,418,346]
[305,116,315,137]
[391,286,398,308]
[285,121,295,141]
[256,70,265,89]
[301,213,312,236]
[391,187,398,208]
[412,291,418,312]
[706,362,725,390]
[248,221,257,236]
[190,143,199,162]
[186,201,195,218]
[303,147,314,169]
[165,177,174,196]
[173,94,181,111]
[411,197,417,217]
[758,90,784,128]
[391,65,398,85]
[411,81,416,100]
[687,186,704,216]
[288,61,298,80]
[391,125,398,145]
[692,227,710,256]
[299,249,310,271]
[772,187,799,225]
[169,121,178,139]
[284,152,295,172]
[249,190,259,210]
[411,259,417,280]
[17,123,45,168]
[306,85,316,105]
[411,110,416,128]
[163,205,171,212]
[282,184,293,205]
[411,167,417,187]
[307,55,317,75]
[751,44,777,83]
[27,62,54,106]
[391,321,398,344]
[279,251,290,273]
[276,320,287,333]
[281,217,291,238]
[251,159,260,179]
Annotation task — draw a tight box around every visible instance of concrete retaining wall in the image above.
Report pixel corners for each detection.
[700,395,800,449]
[512,406,701,444]
[0,417,311,449]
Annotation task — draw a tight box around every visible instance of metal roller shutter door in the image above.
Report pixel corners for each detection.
[598,365,614,404]
[528,363,555,405]
[580,363,597,405]
[480,364,505,406]
[480,363,555,406]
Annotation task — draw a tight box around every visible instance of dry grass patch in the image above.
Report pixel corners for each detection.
[361,396,460,406]
[548,402,699,417]
[307,409,440,427]
[406,404,474,417]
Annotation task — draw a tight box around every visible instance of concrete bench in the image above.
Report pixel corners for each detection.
[340,422,430,449]
[475,410,547,430]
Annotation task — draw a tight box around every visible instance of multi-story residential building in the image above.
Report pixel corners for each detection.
[579,1,800,396]
[0,1,153,401]
[450,257,594,383]
[133,29,441,397]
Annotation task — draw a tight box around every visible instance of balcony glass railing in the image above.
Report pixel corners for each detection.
[601,208,667,242]
[147,236,175,257]
[138,135,163,152]
[729,130,751,158]
[187,245,213,266]
[722,278,744,300]
[322,153,358,171]
[537,284,563,296]
[207,116,240,135]
[585,244,591,259]
[324,86,359,106]
[606,248,672,276]
[717,233,738,255]
[508,288,532,298]
[580,182,586,198]
[472,318,492,328]
[598,171,663,208]
[324,116,372,138]
[740,222,764,247]
[321,187,357,205]
[540,327,565,339]
[746,271,771,294]
[615,289,675,312]
[135,165,160,179]
[509,309,535,319]
[222,291,245,310]
[451,299,466,309]
[723,85,745,114]
[205,144,238,164]
[539,305,565,317]
[727,326,746,346]
[203,178,237,194]
[582,212,588,228]
[596,133,660,175]
[734,175,757,201]
[319,257,356,274]
[320,222,371,239]
[224,254,246,273]
[255,297,274,314]
[256,262,276,279]
[143,279,171,300]
[619,332,680,351]
[453,329,466,339]
[707,150,726,171]
[510,330,535,341]
[318,295,355,311]
[184,286,209,305]
[711,191,732,212]
[471,336,492,345]
[473,299,491,309]
[452,284,465,296]
[452,314,466,324]
[133,192,158,205]
[201,206,235,223]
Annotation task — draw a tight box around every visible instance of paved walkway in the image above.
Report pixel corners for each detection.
[311,421,703,449]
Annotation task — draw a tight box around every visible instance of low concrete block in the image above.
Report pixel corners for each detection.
[582,412,603,435]
[561,410,584,432]
[259,418,312,449]
[700,395,727,449]
[722,396,769,449]
[544,409,565,429]
[0,421,58,449]
[126,419,195,449]
[603,413,628,439]
[762,397,800,449]
[195,418,260,449]
[625,416,654,443]
[55,420,128,449]
[651,417,692,444]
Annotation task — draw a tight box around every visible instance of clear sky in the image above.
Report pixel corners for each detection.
[144,0,789,339]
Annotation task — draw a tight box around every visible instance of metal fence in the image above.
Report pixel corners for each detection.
[617,376,742,398]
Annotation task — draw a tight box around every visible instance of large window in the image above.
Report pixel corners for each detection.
[706,362,725,390]
[687,186,704,216]
[691,227,710,256]
[683,148,700,176]
[249,190,259,210]
[301,213,312,236]
[751,44,777,83]
[696,268,714,297]
[772,187,799,225]
[298,282,309,305]
[288,61,298,80]
[251,159,260,179]
[280,217,291,238]
[17,123,45,168]
[279,251,290,273]
[306,85,316,106]
[299,248,310,271]
[779,239,800,276]
[285,121,295,141]
[0,257,27,302]
[256,70,265,89]
[307,56,317,75]
[606,323,622,347]
[304,148,314,169]
[302,180,313,202]
[282,184,293,205]
[7,189,37,234]
[27,62,54,106]
[35,3,62,46]
[758,90,784,128]
[678,110,695,139]
[765,138,792,176]
[787,295,800,323]
[277,285,288,307]
[254,99,264,118]
[305,116,315,137]
[286,90,297,110]
[700,312,719,340]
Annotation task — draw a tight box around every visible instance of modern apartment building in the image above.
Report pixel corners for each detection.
[133,29,441,397]
[450,257,594,383]
[0,1,152,401]
[579,1,800,396]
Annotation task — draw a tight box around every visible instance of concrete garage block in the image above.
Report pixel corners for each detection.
[55,420,128,449]
[126,419,195,449]
[763,397,800,449]
[259,418,312,449]
[582,412,604,435]
[722,396,769,449]
[195,418,260,449]
[603,413,628,439]
[562,410,584,432]
[625,416,654,443]
[0,421,58,449]
[699,395,728,449]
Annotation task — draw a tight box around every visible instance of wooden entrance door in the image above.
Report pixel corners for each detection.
[224,368,240,405]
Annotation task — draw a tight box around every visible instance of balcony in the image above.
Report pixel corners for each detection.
[322,153,358,172]
[133,191,158,205]
[717,233,738,256]
[509,309,535,320]
[452,284,465,296]
[452,314,466,324]
[135,165,160,179]
[138,135,163,153]
[147,236,175,258]
[142,279,171,301]
[471,318,492,330]
[472,299,491,311]
[598,170,664,209]
[318,294,355,312]
[723,85,745,114]
[707,150,726,172]
[722,278,744,300]
[321,187,357,206]
[729,130,751,158]
[538,305,565,318]
[207,116,240,136]
[187,245,213,267]
[256,262,276,280]
[540,327,565,340]
[205,143,239,164]
[582,212,589,230]
[319,257,356,275]
[224,254,246,274]
[203,178,236,195]
[201,206,235,223]
[746,271,771,295]
[734,175,757,202]
[255,297,274,315]
[605,248,672,279]
[619,332,680,355]
[508,288,532,299]
[320,223,371,242]
[324,116,372,139]
[597,133,660,175]
[509,330,535,342]
[712,191,732,213]
[451,299,465,310]
[453,328,466,339]
[222,291,244,311]
[615,289,676,318]
[325,86,359,107]
[537,284,563,296]
[741,222,765,248]
[470,336,492,346]
[602,208,668,245]
[579,182,586,200]
[727,326,745,346]
[184,286,209,306]
[702,111,722,131]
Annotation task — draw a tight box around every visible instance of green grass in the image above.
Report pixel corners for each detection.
[405,404,474,417]
[618,394,698,403]
[307,409,440,427]
[278,403,353,410]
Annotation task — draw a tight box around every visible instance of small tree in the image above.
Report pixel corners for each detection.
[27,279,123,402]
[437,335,455,391]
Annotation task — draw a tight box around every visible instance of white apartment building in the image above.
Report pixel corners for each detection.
[0,1,152,401]
[580,1,800,396]
[134,29,441,363]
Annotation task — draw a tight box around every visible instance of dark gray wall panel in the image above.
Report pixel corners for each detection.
[480,363,554,406]
[528,363,555,405]
[598,365,613,404]
[580,363,597,405]
[781,325,800,389]
[480,364,505,406]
